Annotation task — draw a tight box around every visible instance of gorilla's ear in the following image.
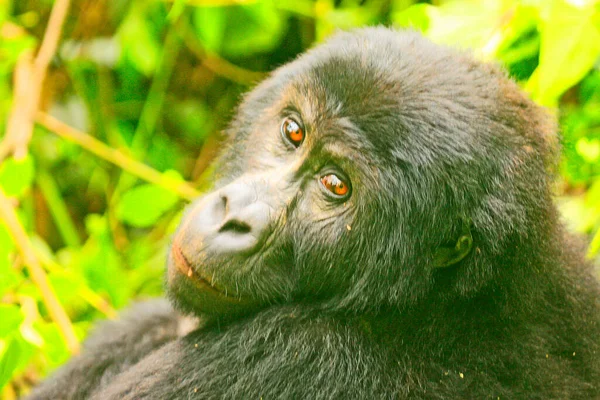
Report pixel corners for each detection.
[433,219,473,268]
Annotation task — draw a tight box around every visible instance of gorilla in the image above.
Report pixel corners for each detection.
[27,28,600,399]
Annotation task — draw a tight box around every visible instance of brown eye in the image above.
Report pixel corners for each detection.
[281,118,304,147]
[320,174,350,197]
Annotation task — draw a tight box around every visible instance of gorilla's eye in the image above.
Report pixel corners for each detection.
[320,174,350,198]
[281,118,304,147]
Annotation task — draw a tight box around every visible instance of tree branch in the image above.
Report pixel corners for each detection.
[0,188,80,354]
[36,112,200,201]
[176,18,265,85]
[0,0,71,163]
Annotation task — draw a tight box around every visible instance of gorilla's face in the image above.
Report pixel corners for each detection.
[167,29,549,318]
[168,64,374,317]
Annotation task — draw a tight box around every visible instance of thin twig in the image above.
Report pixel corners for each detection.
[36,171,81,247]
[0,0,71,163]
[34,0,71,73]
[0,51,35,161]
[36,112,201,201]
[0,188,80,354]
[112,25,184,200]
[177,19,265,85]
[130,27,182,156]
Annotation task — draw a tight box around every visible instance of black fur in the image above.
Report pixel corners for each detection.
[27,28,600,399]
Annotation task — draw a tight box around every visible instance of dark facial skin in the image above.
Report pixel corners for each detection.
[167,169,296,316]
[167,83,364,318]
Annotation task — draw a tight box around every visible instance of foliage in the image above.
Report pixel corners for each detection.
[0,0,599,397]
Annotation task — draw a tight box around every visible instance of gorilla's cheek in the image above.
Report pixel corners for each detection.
[167,249,258,316]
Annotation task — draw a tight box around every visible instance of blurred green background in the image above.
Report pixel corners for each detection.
[1,0,600,397]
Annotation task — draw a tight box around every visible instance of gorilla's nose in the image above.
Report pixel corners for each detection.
[178,180,273,256]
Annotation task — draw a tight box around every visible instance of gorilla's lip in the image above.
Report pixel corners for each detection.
[171,244,230,297]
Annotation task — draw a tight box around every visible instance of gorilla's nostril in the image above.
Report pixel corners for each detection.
[219,219,251,234]
[220,194,229,215]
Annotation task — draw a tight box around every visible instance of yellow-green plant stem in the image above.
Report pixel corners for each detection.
[36,170,81,247]
[0,187,80,354]
[111,23,184,204]
[36,112,200,201]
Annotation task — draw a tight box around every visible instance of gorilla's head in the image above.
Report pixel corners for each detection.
[167,28,557,318]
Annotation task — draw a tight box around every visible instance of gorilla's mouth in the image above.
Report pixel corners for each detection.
[171,244,230,297]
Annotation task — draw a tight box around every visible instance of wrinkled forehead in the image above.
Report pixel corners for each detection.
[277,54,404,154]
[291,55,398,117]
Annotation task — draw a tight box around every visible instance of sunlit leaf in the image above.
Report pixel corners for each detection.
[147,134,185,172]
[116,172,181,228]
[48,271,88,315]
[0,265,20,296]
[168,0,187,22]
[0,1,8,24]
[168,100,212,144]
[0,155,35,197]
[576,137,600,163]
[526,1,600,106]
[193,6,226,51]
[557,196,594,233]
[421,0,508,51]
[0,306,24,338]
[118,5,160,76]
[392,3,432,31]
[193,2,287,57]
[0,222,20,294]
[72,215,128,306]
[36,323,71,370]
[0,29,36,76]
[0,338,21,389]
[0,222,14,262]
[319,6,380,31]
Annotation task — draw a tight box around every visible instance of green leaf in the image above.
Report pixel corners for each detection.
[0,224,20,294]
[420,0,506,51]
[36,323,71,370]
[118,5,160,76]
[0,30,36,76]
[527,1,600,106]
[0,265,20,296]
[168,0,187,22]
[0,1,8,24]
[576,137,600,163]
[168,100,212,144]
[0,306,24,338]
[0,155,35,197]
[0,338,22,389]
[0,222,14,262]
[49,271,88,314]
[76,215,128,306]
[147,134,184,172]
[193,6,226,52]
[588,229,600,258]
[392,3,432,31]
[557,196,593,233]
[193,2,287,57]
[117,175,181,228]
